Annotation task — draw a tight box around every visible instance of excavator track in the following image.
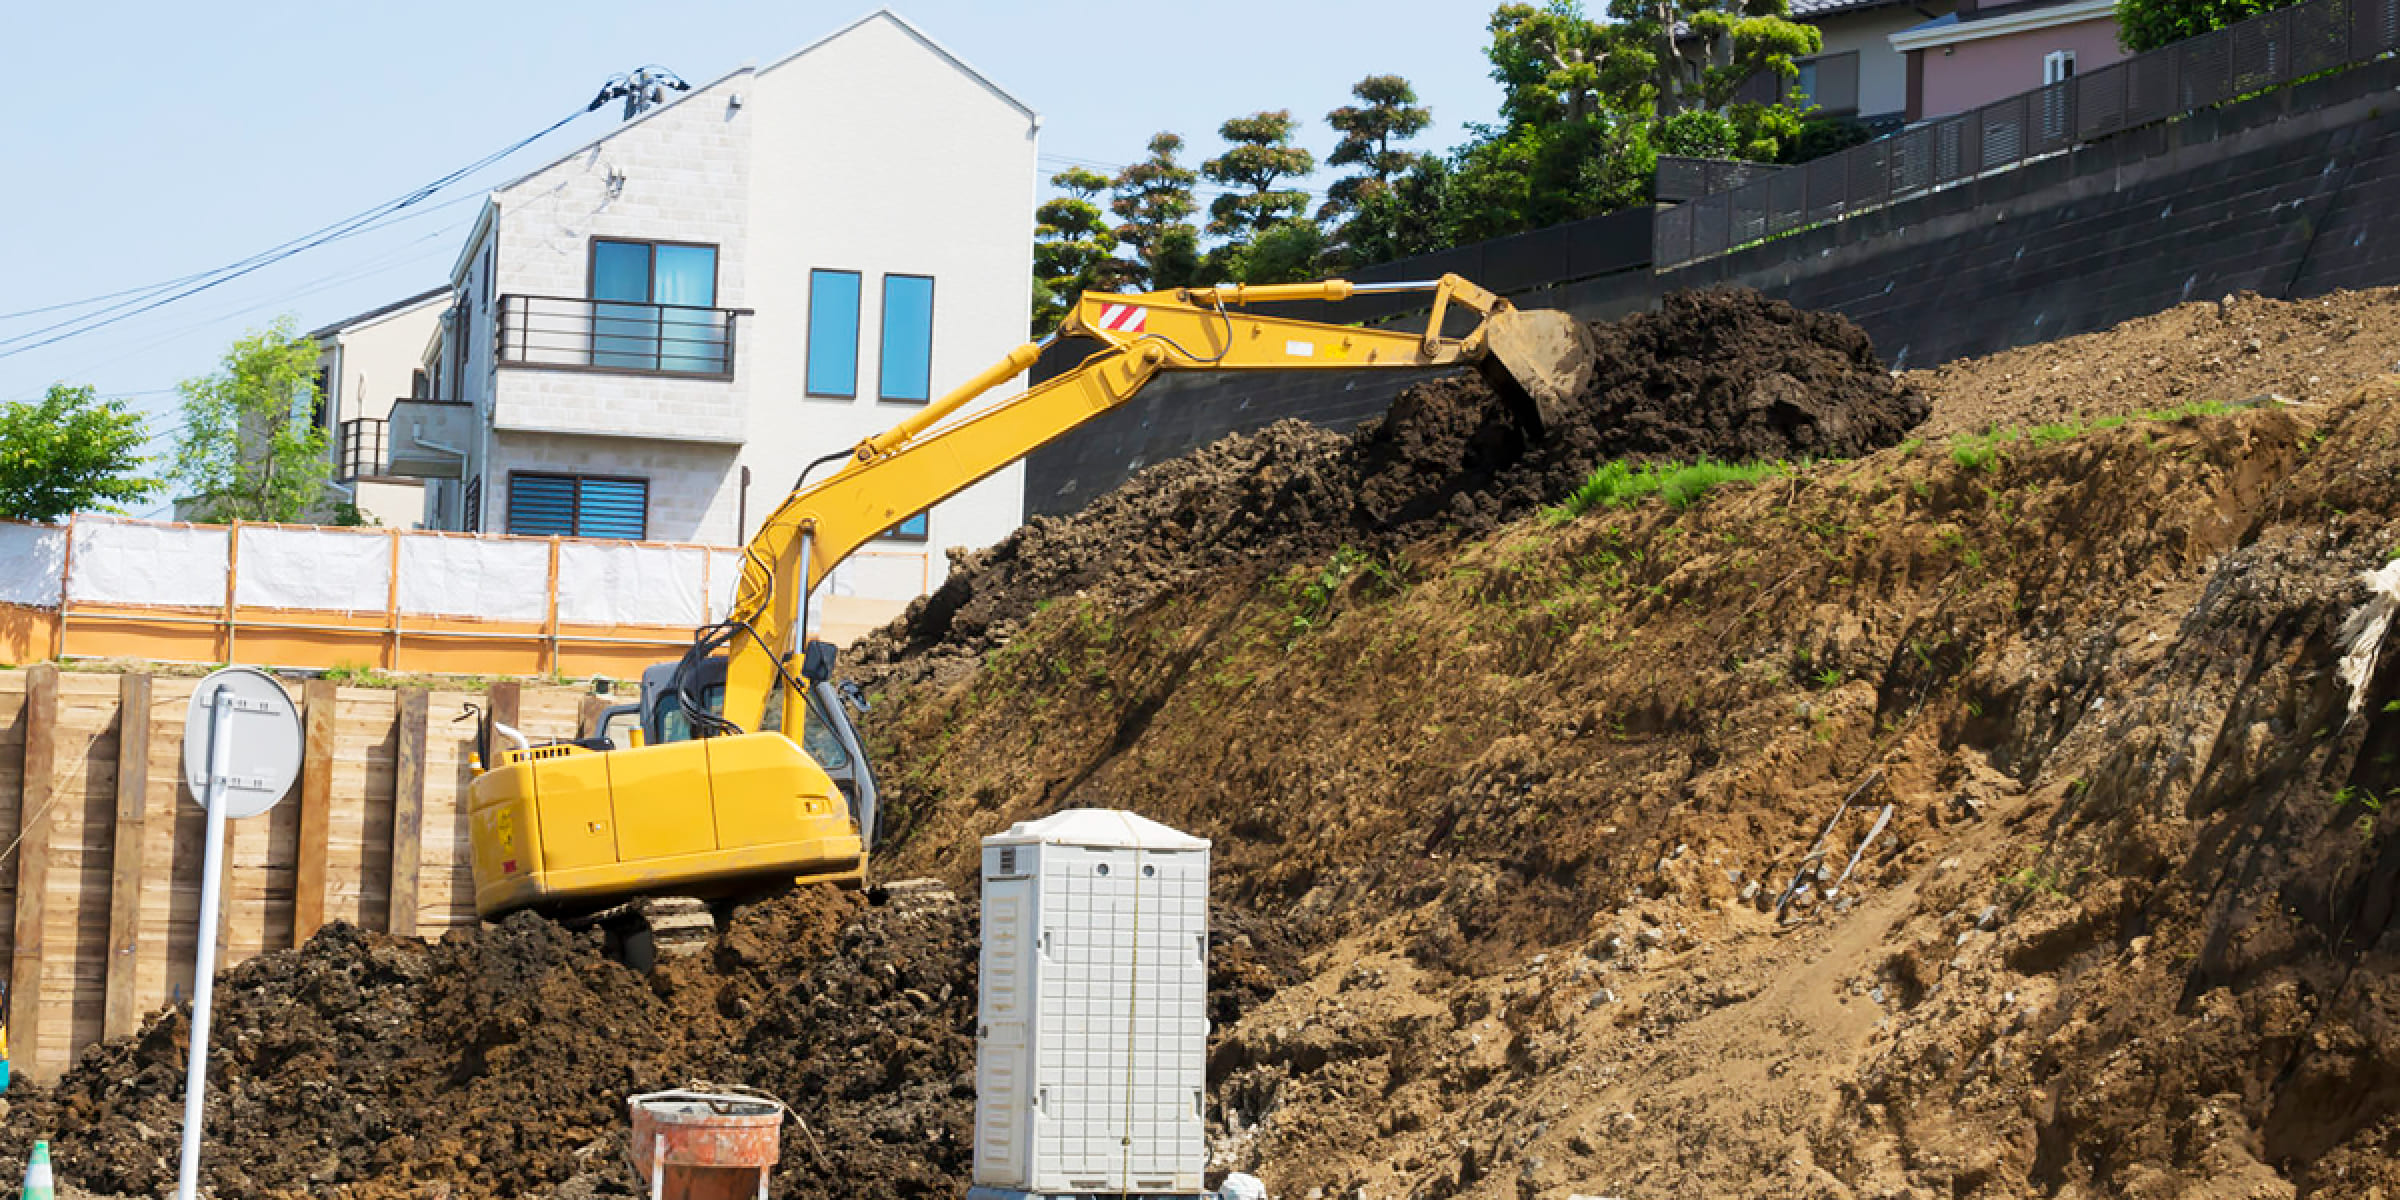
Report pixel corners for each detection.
[639,895,717,957]
[566,895,717,971]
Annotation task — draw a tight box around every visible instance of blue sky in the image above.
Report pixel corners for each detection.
[0,0,1505,514]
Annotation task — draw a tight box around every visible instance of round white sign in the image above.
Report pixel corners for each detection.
[181,667,303,819]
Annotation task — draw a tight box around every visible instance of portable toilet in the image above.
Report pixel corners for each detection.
[968,809,1211,1200]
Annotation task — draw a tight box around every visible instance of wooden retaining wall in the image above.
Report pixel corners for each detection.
[0,666,591,1083]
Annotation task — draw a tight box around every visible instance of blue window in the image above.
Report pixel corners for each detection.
[807,269,861,397]
[507,473,648,540]
[589,239,722,374]
[879,274,935,402]
[883,512,929,541]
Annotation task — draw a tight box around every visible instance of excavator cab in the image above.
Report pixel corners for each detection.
[626,656,878,841]
[467,653,874,927]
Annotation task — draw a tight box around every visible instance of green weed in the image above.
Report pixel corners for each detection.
[1813,667,1843,689]
[322,660,401,689]
[1547,457,1788,520]
[2003,864,2067,898]
[1278,546,1396,646]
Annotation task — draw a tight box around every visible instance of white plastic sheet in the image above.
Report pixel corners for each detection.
[67,519,229,608]
[234,527,392,611]
[0,522,68,608]
[556,542,709,627]
[396,535,550,622]
[707,550,748,621]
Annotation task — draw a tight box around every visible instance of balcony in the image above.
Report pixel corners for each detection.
[496,294,744,380]
[384,398,473,479]
[336,418,387,480]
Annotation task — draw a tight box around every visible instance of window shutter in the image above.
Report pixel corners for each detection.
[575,478,648,540]
[508,475,577,537]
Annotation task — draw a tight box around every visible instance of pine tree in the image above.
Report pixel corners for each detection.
[1109,133,1203,291]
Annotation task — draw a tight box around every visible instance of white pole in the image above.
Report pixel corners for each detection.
[175,688,238,1200]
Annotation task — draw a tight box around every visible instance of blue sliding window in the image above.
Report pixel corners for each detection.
[807,269,861,396]
[507,473,648,539]
[879,274,934,402]
[588,239,722,373]
[883,512,929,541]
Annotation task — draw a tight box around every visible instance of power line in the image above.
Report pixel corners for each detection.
[0,105,590,361]
[4,219,468,406]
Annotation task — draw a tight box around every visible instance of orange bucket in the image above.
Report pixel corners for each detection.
[628,1089,786,1200]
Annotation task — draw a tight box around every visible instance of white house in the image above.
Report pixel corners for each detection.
[384,8,1038,641]
[311,287,446,527]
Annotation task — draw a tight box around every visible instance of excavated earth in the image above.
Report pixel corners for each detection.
[8,285,2400,1199]
[852,287,1925,681]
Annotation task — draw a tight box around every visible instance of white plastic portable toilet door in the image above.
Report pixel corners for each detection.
[974,864,1039,1188]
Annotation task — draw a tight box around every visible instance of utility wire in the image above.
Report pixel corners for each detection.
[0,106,589,360]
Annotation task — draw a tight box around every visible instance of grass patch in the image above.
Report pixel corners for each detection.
[322,660,402,689]
[1947,401,2239,475]
[1548,458,1788,521]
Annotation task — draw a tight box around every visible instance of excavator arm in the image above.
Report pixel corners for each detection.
[715,274,1590,736]
[464,273,1589,926]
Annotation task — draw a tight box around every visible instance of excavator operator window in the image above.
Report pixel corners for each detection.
[651,680,851,773]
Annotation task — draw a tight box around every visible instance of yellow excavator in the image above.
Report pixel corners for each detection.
[466,274,1592,961]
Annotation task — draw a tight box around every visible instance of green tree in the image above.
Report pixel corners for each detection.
[171,318,332,524]
[1110,133,1203,291]
[1424,0,1817,245]
[1605,0,1819,160]
[1322,75,1436,220]
[2115,0,2303,51]
[1033,167,1134,335]
[1343,155,1456,264]
[1202,111,1317,238]
[0,384,156,522]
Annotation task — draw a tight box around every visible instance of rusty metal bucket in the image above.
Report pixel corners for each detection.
[628,1089,786,1200]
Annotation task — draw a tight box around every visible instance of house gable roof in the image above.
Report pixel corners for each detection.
[760,8,1039,126]
[308,285,449,342]
[1789,0,1924,19]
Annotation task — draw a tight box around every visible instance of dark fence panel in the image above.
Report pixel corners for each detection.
[1655,0,2400,267]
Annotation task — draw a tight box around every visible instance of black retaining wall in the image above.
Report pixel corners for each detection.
[1024,56,2400,517]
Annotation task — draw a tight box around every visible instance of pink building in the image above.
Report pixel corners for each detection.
[1892,0,2126,121]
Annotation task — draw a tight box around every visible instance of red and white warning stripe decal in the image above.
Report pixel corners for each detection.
[1095,302,1147,334]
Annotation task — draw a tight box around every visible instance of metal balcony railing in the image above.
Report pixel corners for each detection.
[1656,0,2400,267]
[336,417,387,480]
[496,294,743,379]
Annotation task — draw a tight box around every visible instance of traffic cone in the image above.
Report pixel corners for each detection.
[21,1140,55,1200]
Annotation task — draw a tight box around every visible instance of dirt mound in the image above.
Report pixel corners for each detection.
[0,883,1299,1200]
[1906,285,2400,437]
[854,287,1923,674]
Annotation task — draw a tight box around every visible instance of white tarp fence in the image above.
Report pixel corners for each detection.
[556,542,710,627]
[67,519,228,608]
[396,535,551,622]
[0,523,67,607]
[235,527,393,611]
[709,550,747,621]
[0,517,935,630]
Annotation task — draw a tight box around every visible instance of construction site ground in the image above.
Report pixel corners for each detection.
[5,286,2399,1200]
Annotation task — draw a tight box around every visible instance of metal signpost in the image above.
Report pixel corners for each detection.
[175,668,302,1200]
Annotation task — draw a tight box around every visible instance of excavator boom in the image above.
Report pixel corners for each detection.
[466,274,1587,926]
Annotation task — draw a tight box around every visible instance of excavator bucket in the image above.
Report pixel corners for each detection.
[1478,308,1595,433]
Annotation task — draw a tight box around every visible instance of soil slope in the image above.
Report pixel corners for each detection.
[861,295,2400,1198]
